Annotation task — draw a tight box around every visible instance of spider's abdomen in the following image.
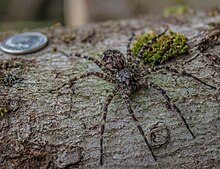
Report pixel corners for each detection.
[102,49,126,73]
[115,68,138,95]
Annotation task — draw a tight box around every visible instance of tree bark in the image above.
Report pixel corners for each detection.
[0,12,220,169]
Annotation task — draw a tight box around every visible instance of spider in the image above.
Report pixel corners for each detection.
[55,27,216,165]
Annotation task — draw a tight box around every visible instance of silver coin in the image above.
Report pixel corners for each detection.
[0,32,48,54]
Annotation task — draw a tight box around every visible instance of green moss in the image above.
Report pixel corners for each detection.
[163,5,189,16]
[0,107,9,117]
[131,28,189,66]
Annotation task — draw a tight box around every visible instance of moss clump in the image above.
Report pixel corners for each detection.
[0,107,9,117]
[131,28,189,66]
[163,5,189,16]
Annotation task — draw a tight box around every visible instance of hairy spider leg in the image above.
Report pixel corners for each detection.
[137,27,169,59]
[147,82,195,138]
[59,51,110,74]
[100,88,117,165]
[122,93,157,161]
[126,32,135,62]
[126,32,147,71]
[50,72,114,93]
[152,66,217,90]
[68,71,114,84]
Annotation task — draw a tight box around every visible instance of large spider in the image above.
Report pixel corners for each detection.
[55,28,216,165]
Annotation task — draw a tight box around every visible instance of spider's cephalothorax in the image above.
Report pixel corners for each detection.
[56,27,216,165]
[115,68,139,96]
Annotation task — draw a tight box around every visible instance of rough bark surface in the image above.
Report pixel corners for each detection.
[0,12,220,169]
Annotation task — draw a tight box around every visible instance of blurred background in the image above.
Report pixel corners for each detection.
[0,0,219,31]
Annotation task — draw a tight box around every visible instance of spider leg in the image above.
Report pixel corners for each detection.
[50,71,114,93]
[147,81,195,138]
[59,51,109,74]
[126,33,147,70]
[127,32,135,62]
[137,27,169,59]
[69,71,114,83]
[100,88,117,165]
[151,65,216,89]
[122,93,157,161]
